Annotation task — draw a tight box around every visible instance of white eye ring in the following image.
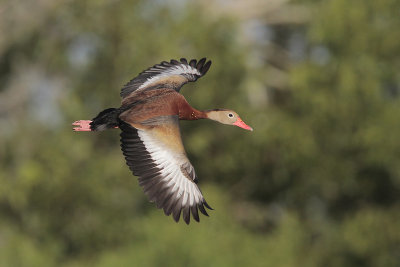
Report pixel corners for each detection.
[228,113,234,118]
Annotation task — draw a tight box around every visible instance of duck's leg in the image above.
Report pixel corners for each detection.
[72,120,93,131]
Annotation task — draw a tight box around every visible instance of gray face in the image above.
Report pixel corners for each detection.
[219,110,239,125]
[206,109,253,131]
[207,109,240,125]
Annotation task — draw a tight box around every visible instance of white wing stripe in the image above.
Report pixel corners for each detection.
[135,129,210,223]
[189,183,195,206]
[121,121,212,224]
[170,173,181,194]
[137,64,201,91]
[182,181,188,206]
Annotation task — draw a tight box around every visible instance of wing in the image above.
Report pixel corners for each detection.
[119,116,212,224]
[120,58,212,99]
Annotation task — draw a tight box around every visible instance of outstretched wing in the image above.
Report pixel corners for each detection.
[120,58,212,99]
[119,116,212,224]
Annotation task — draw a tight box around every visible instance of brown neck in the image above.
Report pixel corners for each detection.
[180,109,226,121]
[179,106,208,120]
[178,96,224,121]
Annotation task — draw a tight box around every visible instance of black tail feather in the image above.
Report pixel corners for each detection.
[90,108,119,131]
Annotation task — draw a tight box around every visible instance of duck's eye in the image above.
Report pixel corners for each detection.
[228,113,234,118]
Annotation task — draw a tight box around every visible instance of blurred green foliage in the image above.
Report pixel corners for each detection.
[1,0,399,266]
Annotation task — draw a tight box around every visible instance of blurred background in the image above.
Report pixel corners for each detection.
[1,0,400,266]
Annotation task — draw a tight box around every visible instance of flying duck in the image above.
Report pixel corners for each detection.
[72,58,252,224]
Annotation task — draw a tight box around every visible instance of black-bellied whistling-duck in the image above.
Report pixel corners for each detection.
[72,58,252,224]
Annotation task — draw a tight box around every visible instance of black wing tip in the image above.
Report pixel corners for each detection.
[203,201,214,210]
[198,203,209,217]
[179,58,188,64]
[191,205,200,222]
[174,57,212,76]
[189,59,197,68]
[173,210,181,223]
[165,200,213,225]
[201,60,212,75]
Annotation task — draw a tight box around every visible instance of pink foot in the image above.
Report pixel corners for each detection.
[72,120,92,131]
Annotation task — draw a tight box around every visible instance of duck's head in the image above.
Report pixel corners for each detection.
[206,109,253,131]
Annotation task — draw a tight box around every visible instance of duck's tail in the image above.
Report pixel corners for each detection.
[72,108,120,131]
